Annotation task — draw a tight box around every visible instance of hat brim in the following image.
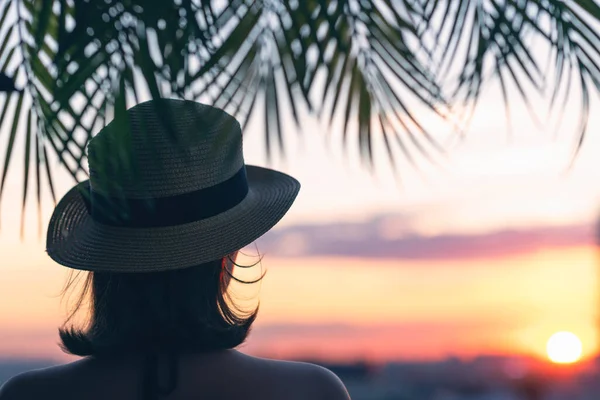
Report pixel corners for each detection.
[46,165,300,272]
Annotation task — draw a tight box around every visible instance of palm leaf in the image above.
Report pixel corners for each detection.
[2,0,600,232]
[34,119,42,236]
[31,0,53,51]
[0,92,24,205]
[357,71,373,169]
[0,25,15,66]
[20,109,33,238]
[0,93,14,138]
[342,59,359,147]
[41,140,56,204]
[0,1,13,35]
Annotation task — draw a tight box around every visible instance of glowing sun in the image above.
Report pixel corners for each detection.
[546,331,583,364]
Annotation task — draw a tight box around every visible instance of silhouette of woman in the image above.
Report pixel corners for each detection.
[0,100,351,400]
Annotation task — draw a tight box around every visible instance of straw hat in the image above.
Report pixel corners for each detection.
[46,99,300,272]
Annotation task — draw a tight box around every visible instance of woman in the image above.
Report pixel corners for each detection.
[0,100,351,400]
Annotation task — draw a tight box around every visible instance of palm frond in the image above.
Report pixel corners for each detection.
[20,108,33,238]
[1,0,600,232]
[425,0,600,152]
[0,92,25,200]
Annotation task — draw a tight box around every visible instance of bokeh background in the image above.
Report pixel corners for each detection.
[2,78,600,400]
[2,1,600,398]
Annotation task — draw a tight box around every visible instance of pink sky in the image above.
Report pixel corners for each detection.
[0,245,597,363]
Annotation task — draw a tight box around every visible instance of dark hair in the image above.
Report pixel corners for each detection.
[59,255,262,357]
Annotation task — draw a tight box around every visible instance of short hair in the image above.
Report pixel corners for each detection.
[59,256,261,357]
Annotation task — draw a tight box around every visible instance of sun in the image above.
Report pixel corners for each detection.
[546,331,583,364]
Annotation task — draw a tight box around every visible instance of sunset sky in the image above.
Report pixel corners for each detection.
[1,67,600,365]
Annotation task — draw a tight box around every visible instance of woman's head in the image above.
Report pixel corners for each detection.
[60,252,262,357]
[47,100,299,357]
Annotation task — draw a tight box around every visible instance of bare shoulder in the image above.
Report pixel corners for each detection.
[290,361,351,400]
[0,359,89,400]
[0,368,50,400]
[0,371,30,400]
[234,352,351,400]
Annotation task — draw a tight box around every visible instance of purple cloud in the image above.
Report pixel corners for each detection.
[255,215,596,260]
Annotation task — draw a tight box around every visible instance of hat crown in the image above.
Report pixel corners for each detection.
[88,99,244,198]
